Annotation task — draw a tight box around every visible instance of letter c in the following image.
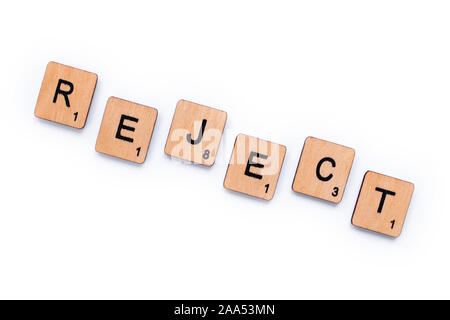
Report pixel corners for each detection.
[316,157,336,182]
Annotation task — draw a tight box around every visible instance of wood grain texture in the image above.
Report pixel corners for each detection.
[95,97,158,164]
[292,137,355,203]
[34,61,98,128]
[352,171,414,238]
[164,100,227,166]
[223,134,286,200]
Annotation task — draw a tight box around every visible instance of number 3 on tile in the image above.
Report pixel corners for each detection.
[332,187,339,197]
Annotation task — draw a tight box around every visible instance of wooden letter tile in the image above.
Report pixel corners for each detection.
[223,134,286,200]
[352,171,414,238]
[35,61,98,128]
[164,100,227,166]
[292,137,355,203]
[95,97,158,164]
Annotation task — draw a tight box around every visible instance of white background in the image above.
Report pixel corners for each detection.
[1,0,449,299]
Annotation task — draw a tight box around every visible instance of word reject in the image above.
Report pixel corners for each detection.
[34,61,415,238]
